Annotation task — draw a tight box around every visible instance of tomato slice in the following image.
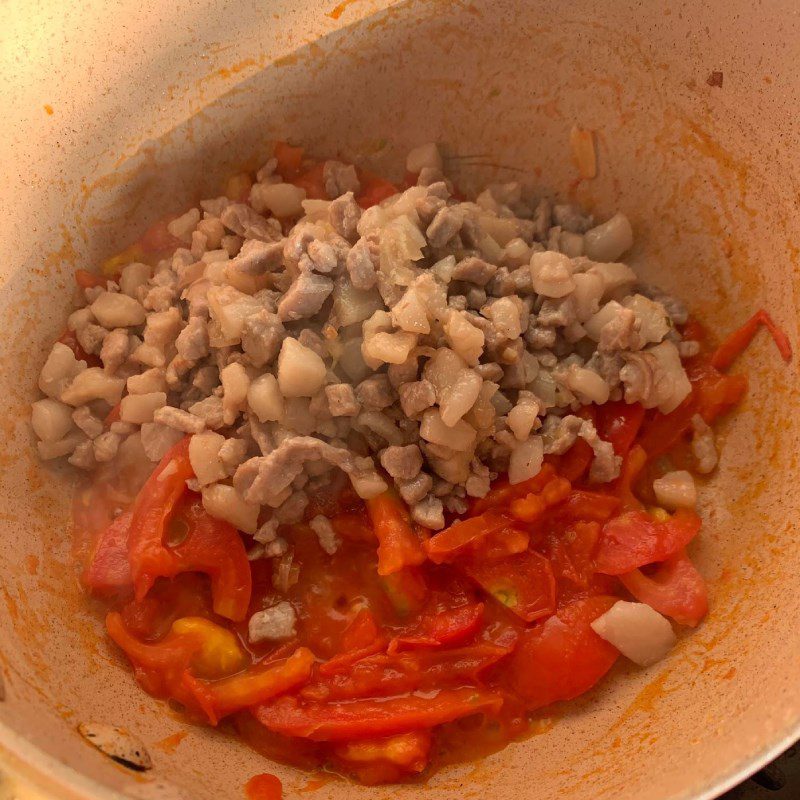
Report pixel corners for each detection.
[548,521,601,589]
[464,550,556,623]
[366,492,426,576]
[423,512,514,564]
[595,401,645,458]
[127,437,195,599]
[292,163,327,201]
[470,464,557,515]
[594,509,702,575]
[254,687,504,742]
[553,491,621,522]
[552,439,595,482]
[184,647,315,725]
[505,596,619,709]
[302,644,511,703]
[389,603,485,652]
[619,549,708,627]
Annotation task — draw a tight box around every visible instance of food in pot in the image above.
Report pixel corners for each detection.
[33,141,791,785]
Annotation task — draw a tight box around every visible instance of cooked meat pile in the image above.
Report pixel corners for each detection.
[32,143,697,554]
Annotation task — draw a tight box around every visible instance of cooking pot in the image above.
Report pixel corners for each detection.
[2,0,799,798]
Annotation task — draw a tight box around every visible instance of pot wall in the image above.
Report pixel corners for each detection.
[2,1,800,798]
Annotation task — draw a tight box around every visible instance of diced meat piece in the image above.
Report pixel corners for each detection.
[411,495,445,530]
[277,337,327,398]
[355,374,394,410]
[345,237,378,291]
[221,362,250,426]
[189,431,227,486]
[277,271,333,321]
[426,206,464,248]
[68,439,97,470]
[71,406,104,439]
[452,256,497,287]
[323,160,361,199]
[127,367,167,395]
[202,483,259,533]
[406,143,444,174]
[99,329,130,373]
[229,239,284,277]
[552,204,593,233]
[275,490,309,523]
[60,368,125,407]
[309,515,339,555]
[329,192,362,241]
[175,316,210,361]
[120,392,167,424]
[90,291,147,328]
[140,422,185,462]
[76,324,107,355]
[325,384,360,417]
[31,398,75,443]
[529,251,576,298]
[167,208,201,242]
[248,602,297,643]
[541,414,583,455]
[248,373,285,423]
[93,431,121,463]
[152,406,205,434]
[188,396,225,430]
[396,471,433,505]
[420,409,476,452]
[221,203,281,240]
[380,444,423,481]
[219,438,248,474]
[465,461,491,498]
[38,342,87,399]
[398,380,436,418]
[241,310,284,368]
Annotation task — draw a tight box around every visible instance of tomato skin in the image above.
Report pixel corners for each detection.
[356,171,399,209]
[554,491,621,523]
[83,511,133,594]
[595,509,702,575]
[710,309,792,371]
[505,596,619,709]
[619,550,708,627]
[471,464,557,515]
[292,163,327,201]
[254,687,504,742]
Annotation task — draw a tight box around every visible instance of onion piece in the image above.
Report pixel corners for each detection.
[590,600,676,667]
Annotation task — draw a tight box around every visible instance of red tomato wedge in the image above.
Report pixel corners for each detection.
[505,596,619,709]
[594,509,702,575]
[554,491,621,523]
[620,549,709,627]
[356,171,399,209]
[470,464,557,515]
[254,688,504,742]
[366,492,426,576]
[464,550,556,623]
[83,511,133,594]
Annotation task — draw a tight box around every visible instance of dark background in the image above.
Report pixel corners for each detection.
[722,745,798,799]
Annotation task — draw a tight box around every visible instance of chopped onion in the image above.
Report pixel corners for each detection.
[591,601,676,667]
[406,143,443,174]
[653,470,697,510]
